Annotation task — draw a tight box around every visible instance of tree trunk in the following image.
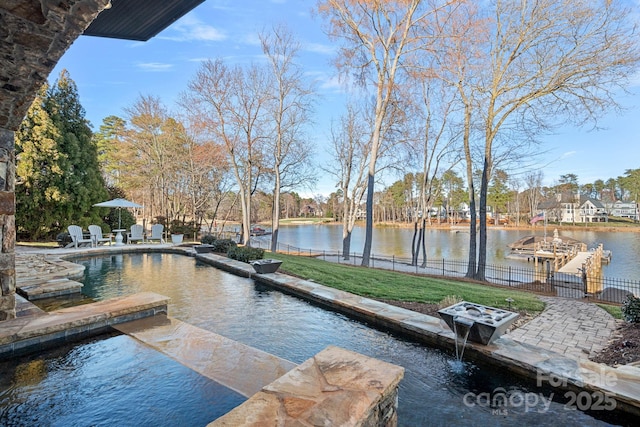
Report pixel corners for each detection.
[361,173,375,266]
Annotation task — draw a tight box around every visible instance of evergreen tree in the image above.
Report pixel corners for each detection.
[93,115,127,187]
[15,70,109,240]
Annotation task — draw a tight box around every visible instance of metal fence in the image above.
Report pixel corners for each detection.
[250,238,639,304]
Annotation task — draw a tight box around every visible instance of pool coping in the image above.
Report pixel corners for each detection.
[0,291,169,360]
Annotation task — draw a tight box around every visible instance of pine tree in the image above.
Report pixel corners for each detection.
[15,70,109,240]
[93,115,127,187]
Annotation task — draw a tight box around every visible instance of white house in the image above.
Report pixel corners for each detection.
[604,200,639,220]
[537,194,608,223]
[577,198,607,223]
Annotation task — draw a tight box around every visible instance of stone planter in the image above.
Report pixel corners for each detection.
[250,259,282,274]
[171,234,184,244]
[194,244,214,254]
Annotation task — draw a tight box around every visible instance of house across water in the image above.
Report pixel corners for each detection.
[537,193,639,223]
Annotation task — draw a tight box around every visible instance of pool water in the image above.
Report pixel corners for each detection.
[0,333,245,426]
[3,253,636,426]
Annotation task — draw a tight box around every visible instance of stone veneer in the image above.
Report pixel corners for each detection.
[0,127,16,320]
[0,1,112,320]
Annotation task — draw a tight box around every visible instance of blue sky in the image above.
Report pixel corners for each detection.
[50,0,640,197]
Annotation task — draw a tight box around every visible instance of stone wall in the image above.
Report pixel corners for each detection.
[0,128,15,321]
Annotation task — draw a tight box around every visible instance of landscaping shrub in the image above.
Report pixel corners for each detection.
[622,294,640,323]
[201,234,216,245]
[56,232,72,247]
[227,246,264,263]
[212,238,237,253]
[169,220,198,236]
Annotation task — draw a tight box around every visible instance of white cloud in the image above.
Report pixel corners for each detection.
[162,15,227,42]
[136,62,174,72]
[560,151,577,159]
[304,42,335,55]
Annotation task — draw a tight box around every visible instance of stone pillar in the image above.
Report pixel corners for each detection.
[0,128,15,320]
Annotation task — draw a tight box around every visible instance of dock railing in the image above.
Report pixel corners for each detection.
[249,238,639,304]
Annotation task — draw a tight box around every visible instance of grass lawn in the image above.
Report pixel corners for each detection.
[268,252,545,314]
[596,303,623,319]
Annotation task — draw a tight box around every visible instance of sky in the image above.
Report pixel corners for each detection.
[50,0,640,197]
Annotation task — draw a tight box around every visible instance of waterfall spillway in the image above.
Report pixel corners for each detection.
[452,316,474,362]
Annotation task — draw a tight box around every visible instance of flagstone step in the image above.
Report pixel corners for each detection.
[17,278,84,300]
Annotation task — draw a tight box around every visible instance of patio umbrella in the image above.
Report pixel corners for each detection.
[93,198,143,229]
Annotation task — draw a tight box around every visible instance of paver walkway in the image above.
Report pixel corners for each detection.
[505,296,618,360]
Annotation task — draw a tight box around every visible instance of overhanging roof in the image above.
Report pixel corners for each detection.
[83,0,205,41]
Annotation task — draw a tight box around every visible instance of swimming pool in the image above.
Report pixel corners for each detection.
[2,253,635,426]
[0,332,245,426]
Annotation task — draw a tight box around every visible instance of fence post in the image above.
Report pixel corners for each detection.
[442,258,445,276]
[508,266,512,286]
[392,255,395,271]
[372,254,374,268]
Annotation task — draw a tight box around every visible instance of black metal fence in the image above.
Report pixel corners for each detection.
[250,238,639,304]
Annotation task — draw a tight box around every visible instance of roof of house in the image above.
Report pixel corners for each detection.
[579,196,605,209]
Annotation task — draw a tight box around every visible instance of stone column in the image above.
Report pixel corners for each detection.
[0,128,15,321]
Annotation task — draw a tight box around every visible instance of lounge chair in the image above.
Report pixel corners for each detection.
[89,224,112,246]
[147,224,165,243]
[67,225,93,248]
[127,224,145,244]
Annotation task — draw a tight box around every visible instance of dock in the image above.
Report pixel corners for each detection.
[557,244,606,294]
[510,233,609,295]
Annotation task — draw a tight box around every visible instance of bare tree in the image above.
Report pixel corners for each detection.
[326,102,371,259]
[524,170,543,218]
[317,0,448,266]
[467,0,640,279]
[260,25,317,253]
[182,59,271,245]
[401,72,460,266]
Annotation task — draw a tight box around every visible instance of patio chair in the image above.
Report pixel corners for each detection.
[89,224,112,246]
[147,224,165,243]
[67,225,93,248]
[127,224,145,244]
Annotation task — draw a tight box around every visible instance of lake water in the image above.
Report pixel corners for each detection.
[256,224,640,281]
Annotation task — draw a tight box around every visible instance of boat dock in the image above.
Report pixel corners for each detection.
[557,244,606,294]
[510,233,609,295]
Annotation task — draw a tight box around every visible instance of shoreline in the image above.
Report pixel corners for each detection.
[374,221,640,233]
